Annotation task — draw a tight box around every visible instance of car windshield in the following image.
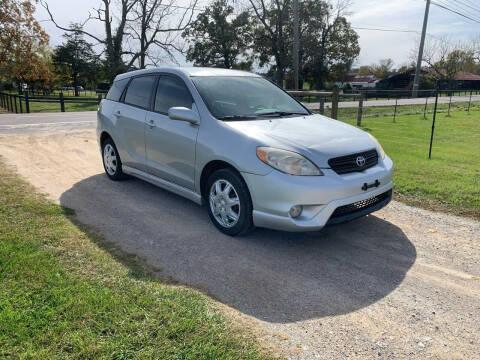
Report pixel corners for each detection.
[191,76,310,120]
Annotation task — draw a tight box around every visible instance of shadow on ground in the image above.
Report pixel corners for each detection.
[60,174,416,323]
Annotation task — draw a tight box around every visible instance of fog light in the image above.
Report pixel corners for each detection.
[289,205,303,218]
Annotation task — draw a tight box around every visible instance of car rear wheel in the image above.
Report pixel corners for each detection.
[206,168,254,236]
[102,137,126,181]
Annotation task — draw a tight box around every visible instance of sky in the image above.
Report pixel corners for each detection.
[35,0,480,69]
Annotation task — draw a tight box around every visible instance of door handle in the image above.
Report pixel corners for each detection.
[148,119,156,128]
[114,110,121,117]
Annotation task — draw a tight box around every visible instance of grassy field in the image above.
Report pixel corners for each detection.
[1,91,101,113]
[340,110,480,219]
[27,101,99,113]
[335,100,480,121]
[0,160,271,360]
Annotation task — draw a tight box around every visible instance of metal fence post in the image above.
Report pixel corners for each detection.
[19,96,23,113]
[357,96,363,127]
[318,96,325,115]
[13,95,18,114]
[9,94,14,112]
[428,91,439,159]
[424,95,429,119]
[24,92,30,113]
[331,88,339,120]
[468,90,472,113]
[393,97,398,123]
[447,92,452,117]
[59,92,65,112]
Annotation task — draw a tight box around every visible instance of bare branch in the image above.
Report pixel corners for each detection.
[40,0,105,44]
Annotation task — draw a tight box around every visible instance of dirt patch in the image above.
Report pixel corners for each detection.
[0,130,479,360]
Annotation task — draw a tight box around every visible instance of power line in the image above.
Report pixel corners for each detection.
[433,0,480,22]
[436,0,480,20]
[351,26,420,34]
[350,26,439,39]
[455,0,480,15]
[463,0,480,10]
[430,0,480,24]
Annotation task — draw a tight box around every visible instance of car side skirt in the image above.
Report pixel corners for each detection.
[122,165,203,205]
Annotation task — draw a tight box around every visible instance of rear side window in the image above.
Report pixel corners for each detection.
[106,78,128,101]
[124,76,157,109]
[154,76,193,114]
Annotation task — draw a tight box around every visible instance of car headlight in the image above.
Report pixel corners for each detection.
[368,133,385,159]
[256,147,323,176]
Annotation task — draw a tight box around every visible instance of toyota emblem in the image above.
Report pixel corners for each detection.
[356,156,366,167]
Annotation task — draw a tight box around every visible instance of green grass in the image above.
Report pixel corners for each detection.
[339,110,480,219]
[335,100,480,121]
[28,101,98,113]
[0,160,272,360]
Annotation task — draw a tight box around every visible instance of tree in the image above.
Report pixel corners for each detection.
[42,0,137,81]
[125,0,198,69]
[356,59,394,79]
[42,0,198,79]
[369,58,394,79]
[182,0,253,69]
[421,37,475,88]
[297,0,359,89]
[53,26,101,96]
[357,65,372,76]
[248,0,291,85]
[0,0,51,91]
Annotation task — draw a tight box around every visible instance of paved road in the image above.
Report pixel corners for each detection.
[304,94,480,110]
[0,111,96,134]
[0,113,478,359]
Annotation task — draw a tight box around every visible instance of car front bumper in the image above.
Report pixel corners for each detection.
[241,155,394,232]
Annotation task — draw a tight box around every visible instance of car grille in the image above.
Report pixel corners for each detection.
[330,190,392,219]
[328,149,378,174]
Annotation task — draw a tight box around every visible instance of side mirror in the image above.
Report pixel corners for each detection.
[168,107,200,125]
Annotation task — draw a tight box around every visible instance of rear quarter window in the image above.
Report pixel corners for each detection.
[106,78,129,102]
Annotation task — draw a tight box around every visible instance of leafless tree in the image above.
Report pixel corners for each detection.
[124,0,198,69]
[420,37,475,88]
[471,35,480,64]
[41,0,137,81]
[41,0,198,80]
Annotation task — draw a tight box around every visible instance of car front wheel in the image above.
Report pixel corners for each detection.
[206,168,254,236]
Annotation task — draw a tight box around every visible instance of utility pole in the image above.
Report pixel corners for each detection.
[293,0,300,90]
[413,0,431,97]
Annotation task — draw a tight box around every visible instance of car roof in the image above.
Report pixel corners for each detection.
[114,67,260,82]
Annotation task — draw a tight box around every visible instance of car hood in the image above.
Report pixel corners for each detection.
[224,114,378,168]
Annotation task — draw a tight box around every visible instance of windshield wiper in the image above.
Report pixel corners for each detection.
[258,111,308,117]
[217,114,259,121]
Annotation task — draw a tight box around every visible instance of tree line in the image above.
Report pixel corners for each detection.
[1,0,360,94]
[2,0,479,95]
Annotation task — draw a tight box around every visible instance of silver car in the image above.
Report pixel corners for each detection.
[97,67,393,236]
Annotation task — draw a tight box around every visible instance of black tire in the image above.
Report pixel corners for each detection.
[101,137,126,181]
[206,168,254,236]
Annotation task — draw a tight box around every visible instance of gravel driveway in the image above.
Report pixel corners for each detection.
[0,119,478,359]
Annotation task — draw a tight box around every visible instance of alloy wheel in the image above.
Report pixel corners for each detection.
[103,143,117,176]
[209,179,241,228]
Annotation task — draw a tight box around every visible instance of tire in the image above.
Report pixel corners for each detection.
[101,137,126,181]
[206,168,254,236]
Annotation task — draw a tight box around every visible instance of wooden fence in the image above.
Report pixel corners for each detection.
[0,92,104,114]
[287,89,361,120]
